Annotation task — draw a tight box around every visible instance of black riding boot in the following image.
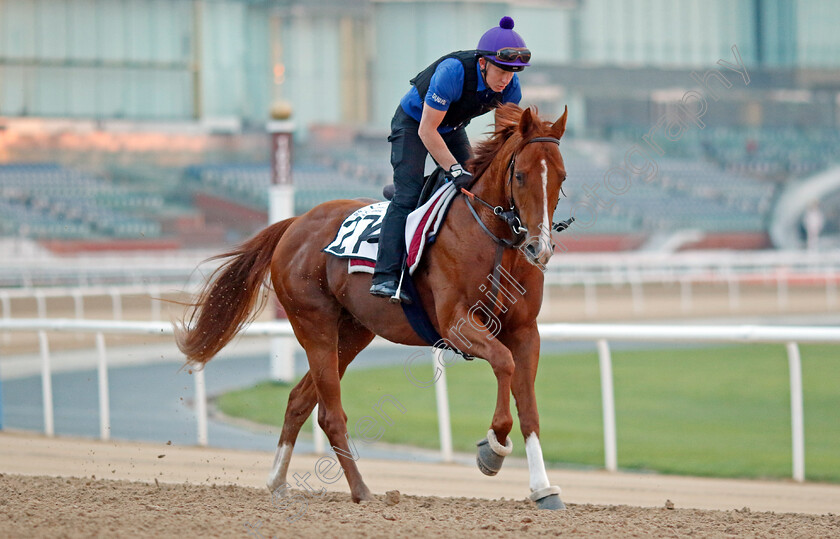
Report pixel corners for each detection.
[370,201,412,303]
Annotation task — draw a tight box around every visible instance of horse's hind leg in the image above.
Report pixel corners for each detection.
[306,333,373,502]
[266,373,315,493]
[266,317,374,496]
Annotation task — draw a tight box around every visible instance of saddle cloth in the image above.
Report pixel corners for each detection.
[322,181,470,358]
[323,182,457,274]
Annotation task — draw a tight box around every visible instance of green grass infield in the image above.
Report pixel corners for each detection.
[216,343,839,482]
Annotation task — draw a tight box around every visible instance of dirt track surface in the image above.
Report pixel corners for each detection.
[3,474,840,539]
[2,433,839,538]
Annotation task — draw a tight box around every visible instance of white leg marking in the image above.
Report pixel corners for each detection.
[266,443,292,492]
[525,432,551,492]
[540,160,552,260]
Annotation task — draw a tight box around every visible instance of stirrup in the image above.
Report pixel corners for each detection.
[369,281,411,304]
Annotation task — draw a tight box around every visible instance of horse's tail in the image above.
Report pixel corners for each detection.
[175,218,296,366]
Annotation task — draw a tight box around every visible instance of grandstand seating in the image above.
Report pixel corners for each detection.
[553,154,771,237]
[180,139,775,240]
[182,162,383,216]
[2,125,832,250]
[0,163,162,240]
[609,126,840,180]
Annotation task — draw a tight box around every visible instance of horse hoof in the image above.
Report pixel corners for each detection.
[476,429,513,476]
[530,486,565,510]
[536,494,565,510]
[266,478,288,495]
[351,485,373,503]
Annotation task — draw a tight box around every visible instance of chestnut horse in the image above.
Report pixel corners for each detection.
[175,104,569,510]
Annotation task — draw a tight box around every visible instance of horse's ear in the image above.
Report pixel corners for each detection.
[552,106,568,139]
[518,107,536,137]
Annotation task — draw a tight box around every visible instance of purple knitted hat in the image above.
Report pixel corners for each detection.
[476,16,530,69]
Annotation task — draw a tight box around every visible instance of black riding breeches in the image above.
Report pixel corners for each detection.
[372,106,472,283]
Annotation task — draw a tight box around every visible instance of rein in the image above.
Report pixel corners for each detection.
[461,135,571,319]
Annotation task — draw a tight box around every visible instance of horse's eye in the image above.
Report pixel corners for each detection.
[515,172,525,185]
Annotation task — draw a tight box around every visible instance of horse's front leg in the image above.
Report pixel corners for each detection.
[505,324,565,510]
[443,306,516,476]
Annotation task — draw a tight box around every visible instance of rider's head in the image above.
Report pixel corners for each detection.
[477,16,531,73]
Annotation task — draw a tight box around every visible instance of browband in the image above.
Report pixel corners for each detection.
[525,137,561,145]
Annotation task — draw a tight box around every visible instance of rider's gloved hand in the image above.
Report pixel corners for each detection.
[445,163,475,191]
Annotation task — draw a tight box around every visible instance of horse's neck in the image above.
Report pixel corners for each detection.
[471,163,508,208]
[444,195,544,308]
[447,168,532,271]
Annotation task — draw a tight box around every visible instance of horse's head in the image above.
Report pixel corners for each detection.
[470,104,568,267]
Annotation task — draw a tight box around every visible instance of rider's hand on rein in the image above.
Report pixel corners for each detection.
[446,163,476,191]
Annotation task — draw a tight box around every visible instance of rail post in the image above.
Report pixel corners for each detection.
[433,348,453,463]
[35,290,47,319]
[108,288,123,321]
[267,118,296,383]
[195,368,208,446]
[597,339,618,472]
[96,333,111,441]
[786,342,805,482]
[38,331,54,436]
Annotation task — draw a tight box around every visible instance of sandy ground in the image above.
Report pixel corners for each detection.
[1,432,839,538]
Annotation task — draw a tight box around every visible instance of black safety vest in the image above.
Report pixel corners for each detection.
[409,50,503,129]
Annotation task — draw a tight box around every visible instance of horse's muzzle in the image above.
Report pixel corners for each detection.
[523,238,553,267]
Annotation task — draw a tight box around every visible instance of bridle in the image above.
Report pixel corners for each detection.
[463,136,569,249]
[456,133,576,323]
[460,134,573,318]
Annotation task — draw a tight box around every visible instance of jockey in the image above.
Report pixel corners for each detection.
[370,16,531,303]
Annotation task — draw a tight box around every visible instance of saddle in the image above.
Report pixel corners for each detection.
[323,168,456,273]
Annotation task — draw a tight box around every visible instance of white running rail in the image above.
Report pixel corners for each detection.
[2,318,839,482]
[0,284,194,323]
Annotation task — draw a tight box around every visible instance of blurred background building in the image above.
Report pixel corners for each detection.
[1,0,840,252]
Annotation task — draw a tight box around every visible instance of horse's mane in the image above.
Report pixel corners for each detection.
[468,103,548,180]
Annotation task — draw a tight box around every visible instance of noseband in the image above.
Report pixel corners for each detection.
[463,136,562,249]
